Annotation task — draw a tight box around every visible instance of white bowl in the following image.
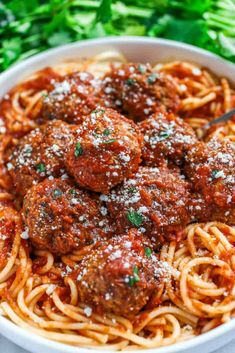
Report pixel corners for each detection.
[0,36,235,353]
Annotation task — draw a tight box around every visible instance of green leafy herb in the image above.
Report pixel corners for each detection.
[36,162,46,173]
[127,211,143,227]
[102,138,117,144]
[128,187,137,194]
[1,0,235,73]
[53,189,63,198]
[159,131,171,140]
[128,266,140,287]
[147,73,158,84]
[92,108,105,115]
[69,189,77,195]
[96,0,112,24]
[211,169,221,180]
[103,129,110,136]
[126,78,136,86]
[144,247,152,257]
[74,142,83,157]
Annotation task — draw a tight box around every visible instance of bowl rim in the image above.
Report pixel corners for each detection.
[0,36,235,353]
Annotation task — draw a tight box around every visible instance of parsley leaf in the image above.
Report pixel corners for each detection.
[128,265,140,287]
[53,189,63,198]
[127,211,143,227]
[126,78,136,86]
[74,142,83,157]
[102,138,117,144]
[36,162,46,173]
[96,0,112,24]
[103,129,110,136]
[159,131,171,140]
[144,247,152,257]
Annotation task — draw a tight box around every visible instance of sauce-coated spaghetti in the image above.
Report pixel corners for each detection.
[0,51,234,350]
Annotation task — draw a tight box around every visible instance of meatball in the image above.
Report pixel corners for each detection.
[6,120,74,196]
[22,178,112,254]
[98,63,180,121]
[75,229,165,318]
[185,138,235,224]
[66,108,142,193]
[41,71,101,124]
[139,112,197,167]
[105,166,191,245]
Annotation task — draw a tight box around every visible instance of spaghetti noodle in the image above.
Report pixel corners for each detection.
[0,52,235,350]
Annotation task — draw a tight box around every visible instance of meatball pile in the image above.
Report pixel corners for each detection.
[4,62,235,319]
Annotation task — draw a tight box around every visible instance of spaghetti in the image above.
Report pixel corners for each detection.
[0,52,235,350]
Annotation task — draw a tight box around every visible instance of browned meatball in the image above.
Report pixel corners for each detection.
[98,63,180,121]
[6,120,74,196]
[75,229,165,318]
[66,108,142,193]
[139,112,197,167]
[40,71,101,124]
[22,178,112,254]
[185,138,235,224]
[105,166,191,245]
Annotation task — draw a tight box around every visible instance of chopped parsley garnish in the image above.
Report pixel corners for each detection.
[211,169,221,180]
[144,247,152,257]
[53,189,63,198]
[128,187,137,194]
[103,128,110,136]
[41,92,48,98]
[74,142,83,157]
[127,211,143,227]
[25,147,32,154]
[36,163,46,173]
[92,108,105,114]
[147,73,158,84]
[128,266,140,287]
[159,131,170,140]
[138,64,146,74]
[126,78,135,86]
[69,189,77,195]
[102,138,117,144]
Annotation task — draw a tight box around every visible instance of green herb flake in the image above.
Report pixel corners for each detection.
[127,211,143,227]
[41,92,48,99]
[74,142,83,157]
[128,187,137,194]
[103,129,110,136]
[159,131,170,140]
[69,189,77,195]
[36,163,46,173]
[92,108,105,115]
[128,266,140,287]
[128,276,135,287]
[102,138,117,144]
[147,74,158,84]
[53,189,63,198]
[211,170,221,180]
[144,247,152,257]
[125,78,135,86]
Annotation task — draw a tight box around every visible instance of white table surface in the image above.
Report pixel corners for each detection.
[1,335,235,353]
